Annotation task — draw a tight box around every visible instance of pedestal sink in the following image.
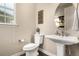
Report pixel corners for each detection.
[45,35,79,56]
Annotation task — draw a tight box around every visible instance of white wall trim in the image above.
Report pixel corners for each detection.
[11,51,25,56]
[39,48,56,56]
[11,48,56,56]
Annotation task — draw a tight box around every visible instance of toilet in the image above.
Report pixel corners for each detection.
[23,33,44,56]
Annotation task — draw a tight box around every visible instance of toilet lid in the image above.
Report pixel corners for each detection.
[23,43,39,50]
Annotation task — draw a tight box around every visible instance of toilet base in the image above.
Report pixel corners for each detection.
[25,48,39,56]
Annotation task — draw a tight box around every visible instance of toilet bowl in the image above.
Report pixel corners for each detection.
[23,33,44,56]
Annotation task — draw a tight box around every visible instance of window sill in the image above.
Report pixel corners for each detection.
[0,23,18,26]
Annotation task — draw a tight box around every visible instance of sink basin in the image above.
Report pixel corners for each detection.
[45,35,79,56]
[45,35,79,45]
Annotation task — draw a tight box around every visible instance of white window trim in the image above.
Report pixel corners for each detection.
[0,3,17,26]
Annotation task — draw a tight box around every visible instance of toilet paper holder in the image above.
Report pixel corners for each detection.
[18,39,25,43]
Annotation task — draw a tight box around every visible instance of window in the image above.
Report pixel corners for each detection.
[0,3,16,25]
[38,10,43,24]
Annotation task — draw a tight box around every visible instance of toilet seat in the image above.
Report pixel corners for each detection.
[23,43,39,51]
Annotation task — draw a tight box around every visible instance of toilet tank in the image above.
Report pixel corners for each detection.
[34,33,44,45]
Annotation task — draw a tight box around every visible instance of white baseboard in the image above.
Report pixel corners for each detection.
[11,51,25,56]
[39,48,56,56]
[11,48,56,56]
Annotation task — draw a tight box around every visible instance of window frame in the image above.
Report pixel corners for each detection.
[0,3,16,25]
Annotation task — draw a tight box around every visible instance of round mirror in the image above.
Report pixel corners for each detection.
[54,3,75,35]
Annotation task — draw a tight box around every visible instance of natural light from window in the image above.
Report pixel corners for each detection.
[0,3,16,25]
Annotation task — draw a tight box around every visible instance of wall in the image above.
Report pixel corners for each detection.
[64,5,75,31]
[36,3,58,35]
[0,3,36,56]
[36,3,59,55]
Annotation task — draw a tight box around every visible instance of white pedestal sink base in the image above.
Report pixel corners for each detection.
[56,43,65,56]
[45,35,79,56]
